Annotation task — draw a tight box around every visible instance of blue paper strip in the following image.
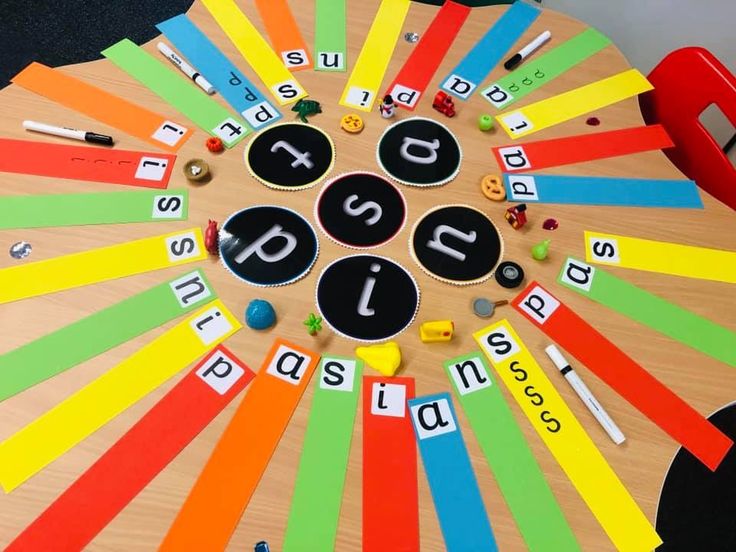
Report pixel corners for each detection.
[503,173,704,208]
[157,15,282,130]
[408,392,497,552]
[440,1,539,100]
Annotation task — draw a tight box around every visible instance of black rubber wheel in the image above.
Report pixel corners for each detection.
[495,261,525,288]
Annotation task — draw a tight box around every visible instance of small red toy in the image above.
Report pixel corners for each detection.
[432,91,456,118]
[504,204,528,230]
[206,136,224,153]
[204,219,219,255]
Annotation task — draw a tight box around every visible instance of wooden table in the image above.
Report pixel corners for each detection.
[0,1,734,550]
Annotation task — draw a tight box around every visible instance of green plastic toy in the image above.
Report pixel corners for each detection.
[303,313,323,336]
[532,239,551,261]
[292,99,322,123]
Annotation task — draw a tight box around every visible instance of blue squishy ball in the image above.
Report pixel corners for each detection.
[245,299,276,330]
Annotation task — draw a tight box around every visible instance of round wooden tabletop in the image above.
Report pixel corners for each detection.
[0,1,734,550]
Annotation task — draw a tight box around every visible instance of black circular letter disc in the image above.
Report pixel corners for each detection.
[410,204,503,285]
[219,205,319,287]
[245,123,335,190]
[315,172,407,248]
[376,117,462,187]
[316,255,420,342]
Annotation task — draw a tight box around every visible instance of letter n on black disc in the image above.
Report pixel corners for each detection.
[316,255,420,342]
[410,205,503,285]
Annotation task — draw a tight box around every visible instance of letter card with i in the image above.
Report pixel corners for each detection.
[363,376,419,552]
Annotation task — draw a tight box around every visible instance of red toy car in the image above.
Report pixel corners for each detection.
[432,91,456,118]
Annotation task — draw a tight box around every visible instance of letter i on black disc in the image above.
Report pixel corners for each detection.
[316,254,420,342]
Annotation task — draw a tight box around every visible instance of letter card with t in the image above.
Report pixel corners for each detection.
[160,339,319,551]
[363,376,419,552]
[474,320,662,551]
[5,346,254,552]
[283,356,363,551]
[512,282,733,470]
[409,392,497,552]
[102,39,250,148]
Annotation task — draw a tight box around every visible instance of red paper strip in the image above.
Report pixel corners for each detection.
[385,1,470,110]
[512,282,733,471]
[160,339,320,551]
[6,346,254,552]
[492,125,673,172]
[363,376,419,552]
[0,138,176,189]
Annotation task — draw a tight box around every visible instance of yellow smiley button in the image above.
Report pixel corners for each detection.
[340,113,364,134]
[481,174,506,201]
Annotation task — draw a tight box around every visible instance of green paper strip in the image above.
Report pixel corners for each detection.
[102,39,250,148]
[480,28,611,109]
[0,269,216,401]
[283,356,363,551]
[444,352,580,552]
[558,257,736,368]
[0,189,188,229]
[314,0,347,72]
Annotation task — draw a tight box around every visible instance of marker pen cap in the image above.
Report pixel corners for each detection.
[544,344,569,371]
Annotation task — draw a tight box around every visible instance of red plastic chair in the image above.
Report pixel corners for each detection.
[639,47,736,210]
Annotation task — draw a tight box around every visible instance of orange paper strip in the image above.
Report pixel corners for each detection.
[254,0,313,71]
[12,63,192,152]
[160,338,320,551]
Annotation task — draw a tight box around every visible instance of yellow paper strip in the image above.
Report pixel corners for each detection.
[0,229,206,305]
[0,299,240,493]
[339,0,411,111]
[473,320,662,552]
[201,0,307,105]
[584,231,736,283]
[496,69,653,138]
